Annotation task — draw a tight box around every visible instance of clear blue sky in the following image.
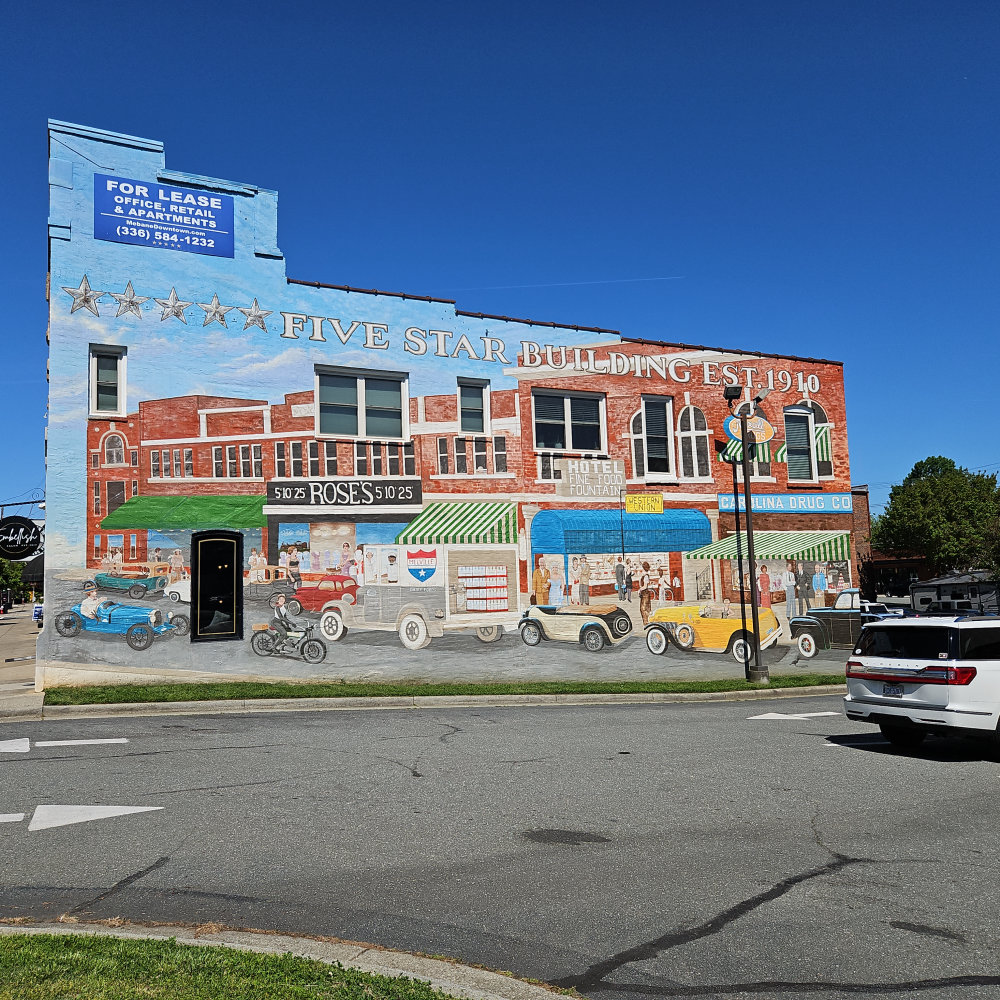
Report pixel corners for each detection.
[2,0,997,519]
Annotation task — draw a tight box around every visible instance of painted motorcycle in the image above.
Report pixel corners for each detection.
[249,621,327,664]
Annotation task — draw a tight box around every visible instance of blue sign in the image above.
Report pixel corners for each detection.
[94,174,234,258]
[718,492,853,513]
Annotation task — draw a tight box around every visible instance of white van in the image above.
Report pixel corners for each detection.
[844,616,1000,748]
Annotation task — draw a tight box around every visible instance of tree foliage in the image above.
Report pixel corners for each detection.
[0,558,25,598]
[871,456,1000,577]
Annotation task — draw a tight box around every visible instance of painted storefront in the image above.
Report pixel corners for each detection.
[40,120,857,685]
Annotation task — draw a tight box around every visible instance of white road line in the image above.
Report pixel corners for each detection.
[0,739,30,753]
[748,712,841,721]
[0,814,26,823]
[28,805,163,832]
[34,739,129,747]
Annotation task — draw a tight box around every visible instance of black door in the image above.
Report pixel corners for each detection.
[107,481,126,515]
[191,531,243,642]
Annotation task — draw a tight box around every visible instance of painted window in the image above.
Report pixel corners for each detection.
[252,444,263,478]
[151,451,160,477]
[129,534,137,560]
[533,392,603,452]
[354,442,368,476]
[184,448,194,477]
[291,441,303,477]
[91,452,99,469]
[677,406,711,478]
[161,450,171,477]
[784,407,817,482]
[323,441,337,476]
[798,400,833,477]
[213,446,224,478]
[173,449,182,478]
[93,481,101,515]
[274,442,286,478]
[437,437,449,475]
[131,480,138,497]
[103,435,124,465]
[639,398,674,477]
[403,442,415,476]
[388,444,400,476]
[494,436,507,473]
[631,412,645,478]
[94,534,101,558]
[307,442,319,477]
[372,444,384,476]
[227,445,238,477]
[316,366,408,440]
[89,345,126,416]
[131,449,138,467]
[458,379,489,433]
[241,445,252,478]
[454,437,468,475]
[473,437,488,473]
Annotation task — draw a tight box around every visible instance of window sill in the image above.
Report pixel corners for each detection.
[786,481,822,488]
[431,473,516,480]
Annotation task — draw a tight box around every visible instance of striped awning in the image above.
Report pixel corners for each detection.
[395,501,518,545]
[684,529,851,561]
[718,439,772,464]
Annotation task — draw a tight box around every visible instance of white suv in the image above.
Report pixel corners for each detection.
[844,615,1000,748]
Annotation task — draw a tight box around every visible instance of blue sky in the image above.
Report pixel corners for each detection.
[2,0,997,519]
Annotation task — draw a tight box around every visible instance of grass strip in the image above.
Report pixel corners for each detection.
[0,933,463,1000]
[43,674,845,706]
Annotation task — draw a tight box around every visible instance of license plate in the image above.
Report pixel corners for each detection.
[882,683,904,698]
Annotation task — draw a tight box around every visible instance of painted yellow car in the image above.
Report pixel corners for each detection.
[644,603,782,662]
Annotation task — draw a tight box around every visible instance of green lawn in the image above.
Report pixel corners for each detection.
[0,934,462,1000]
[43,674,845,706]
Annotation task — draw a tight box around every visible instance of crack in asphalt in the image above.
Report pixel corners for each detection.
[2,743,288,766]
[63,856,170,917]
[437,724,462,744]
[373,755,423,778]
[551,854,871,991]
[583,974,1000,996]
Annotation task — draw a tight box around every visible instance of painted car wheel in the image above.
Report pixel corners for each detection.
[582,626,606,652]
[320,610,347,642]
[399,613,430,650]
[730,634,757,664]
[168,590,181,603]
[55,611,83,638]
[250,631,275,656]
[125,623,154,651]
[286,598,303,616]
[796,632,818,658]
[170,614,190,636]
[520,621,543,646]
[476,625,503,643]
[301,639,327,664]
[645,626,669,656]
[128,584,147,599]
[672,623,696,649]
[610,613,633,637]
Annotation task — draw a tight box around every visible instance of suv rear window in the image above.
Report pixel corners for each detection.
[959,628,1000,660]
[855,626,953,660]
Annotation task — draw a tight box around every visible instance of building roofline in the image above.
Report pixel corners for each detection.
[287,278,456,305]
[454,310,620,335]
[619,334,844,367]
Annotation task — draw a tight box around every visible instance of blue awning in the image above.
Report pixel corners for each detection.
[530,507,712,561]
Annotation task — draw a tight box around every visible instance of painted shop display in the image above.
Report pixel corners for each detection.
[39,120,859,686]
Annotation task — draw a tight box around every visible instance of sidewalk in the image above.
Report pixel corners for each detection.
[0,603,43,720]
[0,921,561,1000]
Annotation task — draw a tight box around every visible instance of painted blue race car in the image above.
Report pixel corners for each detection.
[53,600,188,650]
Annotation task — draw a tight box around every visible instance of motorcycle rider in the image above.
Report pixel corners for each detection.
[270,594,301,650]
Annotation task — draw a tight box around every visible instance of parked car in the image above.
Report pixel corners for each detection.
[844,615,1000,748]
[270,574,359,617]
[164,578,191,604]
[89,571,168,600]
[32,603,43,629]
[645,603,782,662]
[860,601,903,617]
[53,600,188,650]
[790,588,894,658]
[519,603,634,652]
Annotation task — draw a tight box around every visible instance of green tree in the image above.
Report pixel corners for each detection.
[871,456,1000,577]
[0,558,25,600]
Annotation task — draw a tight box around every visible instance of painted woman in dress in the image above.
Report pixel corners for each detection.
[757,564,772,608]
[549,559,566,608]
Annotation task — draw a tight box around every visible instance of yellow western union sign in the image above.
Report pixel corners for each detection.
[625,493,664,514]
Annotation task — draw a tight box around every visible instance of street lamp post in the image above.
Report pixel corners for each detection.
[728,454,750,680]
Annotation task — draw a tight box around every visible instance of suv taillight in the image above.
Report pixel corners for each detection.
[846,662,977,685]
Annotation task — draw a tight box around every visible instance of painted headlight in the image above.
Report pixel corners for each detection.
[149,610,161,626]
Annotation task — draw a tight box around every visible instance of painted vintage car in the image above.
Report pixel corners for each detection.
[164,578,191,603]
[89,571,168,600]
[53,600,188,650]
[790,588,894,658]
[645,603,782,662]
[268,574,359,616]
[519,603,634,652]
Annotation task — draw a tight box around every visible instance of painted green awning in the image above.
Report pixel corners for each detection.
[100,495,267,531]
[684,529,851,562]
[396,501,517,545]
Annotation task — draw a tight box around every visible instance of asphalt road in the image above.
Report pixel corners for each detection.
[4,698,1000,1000]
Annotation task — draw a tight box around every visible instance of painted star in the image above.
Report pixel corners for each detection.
[236,298,273,332]
[154,287,193,323]
[62,275,105,316]
[197,293,234,328]
[109,281,149,319]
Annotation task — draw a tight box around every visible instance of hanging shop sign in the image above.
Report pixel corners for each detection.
[554,459,626,499]
[0,516,44,561]
[718,492,854,513]
[723,414,775,443]
[94,174,235,258]
[625,493,664,514]
[266,479,423,507]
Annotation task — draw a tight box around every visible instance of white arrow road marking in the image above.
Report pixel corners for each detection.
[0,814,25,823]
[34,739,129,748]
[748,712,842,721]
[0,738,128,753]
[27,805,162,832]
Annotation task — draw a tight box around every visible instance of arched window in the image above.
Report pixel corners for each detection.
[801,400,832,477]
[677,406,710,478]
[631,412,645,478]
[736,403,771,477]
[104,434,124,465]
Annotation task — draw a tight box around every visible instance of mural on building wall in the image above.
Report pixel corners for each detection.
[41,121,858,683]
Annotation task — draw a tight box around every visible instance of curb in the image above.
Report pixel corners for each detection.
[0,921,562,1000]
[32,684,847,720]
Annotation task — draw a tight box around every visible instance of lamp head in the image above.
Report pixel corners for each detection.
[753,388,772,403]
[722,385,742,402]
